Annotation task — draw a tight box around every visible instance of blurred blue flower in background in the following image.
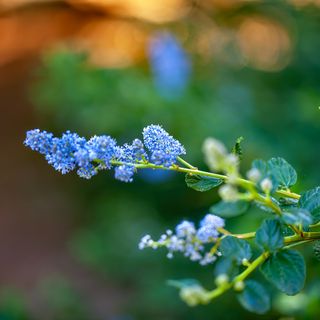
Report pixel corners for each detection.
[148,33,191,100]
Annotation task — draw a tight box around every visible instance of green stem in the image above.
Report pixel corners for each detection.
[177,156,197,169]
[204,230,320,303]
[110,159,300,200]
[206,252,270,301]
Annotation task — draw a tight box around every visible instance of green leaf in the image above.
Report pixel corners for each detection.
[209,200,249,218]
[238,280,271,314]
[214,257,239,279]
[260,250,306,295]
[255,219,284,252]
[282,208,313,227]
[252,159,268,176]
[167,279,200,289]
[220,236,252,264]
[267,157,297,188]
[299,187,320,223]
[313,241,320,261]
[185,174,222,192]
[232,136,244,159]
[251,159,279,192]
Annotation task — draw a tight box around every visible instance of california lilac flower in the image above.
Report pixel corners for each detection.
[114,165,135,183]
[197,214,225,243]
[115,139,148,163]
[24,124,187,181]
[24,129,53,155]
[87,135,117,168]
[24,129,115,177]
[45,131,86,174]
[148,33,191,100]
[139,214,224,265]
[143,125,185,167]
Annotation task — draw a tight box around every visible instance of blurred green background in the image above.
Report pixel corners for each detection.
[0,0,320,319]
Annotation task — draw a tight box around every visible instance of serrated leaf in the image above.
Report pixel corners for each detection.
[232,136,244,159]
[185,174,222,192]
[282,208,313,227]
[209,200,249,218]
[299,187,320,223]
[267,157,297,188]
[238,280,271,314]
[255,219,284,252]
[260,250,306,295]
[313,241,320,261]
[220,236,252,264]
[252,159,268,176]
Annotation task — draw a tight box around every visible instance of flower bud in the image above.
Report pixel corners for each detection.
[215,273,229,287]
[260,178,273,193]
[246,168,261,182]
[180,285,209,306]
[218,185,239,202]
[241,258,250,266]
[234,281,245,292]
[202,137,227,171]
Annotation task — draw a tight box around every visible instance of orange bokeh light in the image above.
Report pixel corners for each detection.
[237,17,292,71]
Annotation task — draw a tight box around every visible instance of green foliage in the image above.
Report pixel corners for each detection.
[27,3,320,317]
[237,280,270,314]
[232,136,244,159]
[185,174,222,192]
[209,200,249,218]
[260,250,306,295]
[255,219,284,252]
[252,157,297,190]
[282,208,313,227]
[267,157,297,188]
[220,237,252,265]
[313,241,320,261]
[214,258,239,279]
[299,187,320,223]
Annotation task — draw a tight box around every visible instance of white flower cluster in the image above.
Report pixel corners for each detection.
[202,137,239,174]
[139,214,225,266]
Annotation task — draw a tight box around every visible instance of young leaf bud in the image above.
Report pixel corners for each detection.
[215,274,229,287]
[218,185,239,202]
[234,281,245,292]
[260,178,273,193]
[179,285,209,307]
[202,137,227,171]
[246,168,261,182]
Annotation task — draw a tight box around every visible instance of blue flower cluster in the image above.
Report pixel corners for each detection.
[148,33,191,100]
[139,214,225,266]
[143,125,185,167]
[24,125,186,182]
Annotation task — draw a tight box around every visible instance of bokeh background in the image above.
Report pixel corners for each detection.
[1,0,320,319]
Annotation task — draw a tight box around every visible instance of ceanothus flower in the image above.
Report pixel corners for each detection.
[197,214,225,243]
[87,135,117,168]
[115,139,148,163]
[24,125,187,181]
[24,129,54,155]
[77,164,97,179]
[114,165,135,183]
[175,221,196,238]
[45,131,86,174]
[139,214,225,265]
[143,125,185,167]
